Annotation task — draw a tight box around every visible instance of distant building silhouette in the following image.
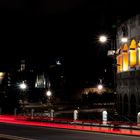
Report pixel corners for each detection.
[0,59,66,113]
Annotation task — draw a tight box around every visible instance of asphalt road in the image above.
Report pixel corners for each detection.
[0,123,139,140]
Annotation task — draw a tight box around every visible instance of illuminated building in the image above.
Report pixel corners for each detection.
[116,14,140,120]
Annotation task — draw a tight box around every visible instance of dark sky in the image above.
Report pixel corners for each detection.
[0,0,139,87]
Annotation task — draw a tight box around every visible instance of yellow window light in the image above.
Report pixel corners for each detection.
[138,41,140,47]
[120,54,123,72]
[129,40,137,68]
[123,53,129,71]
[122,44,129,72]
[117,55,120,73]
[137,41,140,67]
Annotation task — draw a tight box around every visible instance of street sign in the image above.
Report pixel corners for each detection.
[107,50,115,56]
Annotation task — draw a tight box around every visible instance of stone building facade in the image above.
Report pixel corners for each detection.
[116,14,140,119]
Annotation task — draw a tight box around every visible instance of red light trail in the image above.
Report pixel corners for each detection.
[0,115,140,136]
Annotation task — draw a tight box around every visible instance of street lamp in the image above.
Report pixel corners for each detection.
[99,35,107,43]
[46,90,52,98]
[0,72,5,84]
[99,35,117,111]
[19,81,28,112]
[46,90,52,107]
[99,35,117,88]
[56,60,61,65]
[97,79,104,94]
[19,82,27,91]
[97,84,103,90]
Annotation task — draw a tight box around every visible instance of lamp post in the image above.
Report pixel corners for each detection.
[97,79,103,90]
[46,90,52,107]
[99,35,117,108]
[19,81,27,112]
[46,90,52,99]
[19,82,27,91]
[0,72,5,84]
[99,35,107,43]
[97,84,103,90]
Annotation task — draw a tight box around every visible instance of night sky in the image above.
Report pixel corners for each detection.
[0,0,139,87]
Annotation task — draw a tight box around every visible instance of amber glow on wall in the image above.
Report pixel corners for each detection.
[129,40,136,68]
[117,53,123,73]
[122,44,128,71]
[123,53,129,71]
[138,48,140,67]
[117,40,140,73]
[138,41,140,47]
[138,41,140,67]
[117,55,120,73]
[120,54,123,72]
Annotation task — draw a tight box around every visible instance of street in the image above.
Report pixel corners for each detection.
[0,123,139,140]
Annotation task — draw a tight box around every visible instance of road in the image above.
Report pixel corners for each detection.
[0,123,139,140]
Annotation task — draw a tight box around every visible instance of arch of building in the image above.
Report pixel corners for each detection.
[123,94,128,115]
[117,39,140,73]
[139,98,140,112]
[116,39,140,121]
[130,94,136,120]
[119,94,123,115]
[117,15,140,121]
[122,44,129,71]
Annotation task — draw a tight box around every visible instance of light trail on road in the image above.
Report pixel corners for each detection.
[0,115,140,136]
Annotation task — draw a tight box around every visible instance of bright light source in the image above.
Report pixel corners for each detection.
[97,84,103,90]
[0,72,4,78]
[0,72,5,84]
[107,50,115,56]
[19,82,27,90]
[138,41,140,47]
[46,90,52,97]
[56,61,61,65]
[121,37,128,43]
[99,35,107,43]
